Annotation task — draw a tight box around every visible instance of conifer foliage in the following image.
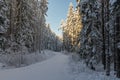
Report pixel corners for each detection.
[61,2,82,52]
[0,0,62,66]
[76,0,120,78]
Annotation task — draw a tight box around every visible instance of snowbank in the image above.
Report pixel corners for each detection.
[0,50,56,69]
[68,54,120,80]
[0,52,72,80]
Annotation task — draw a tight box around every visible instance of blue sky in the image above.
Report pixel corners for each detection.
[46,0,76,37]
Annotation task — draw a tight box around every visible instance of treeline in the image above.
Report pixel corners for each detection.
[43,24,62,51]
[0,0,62,55]
[61,0,120,78]
[77,0,120,77]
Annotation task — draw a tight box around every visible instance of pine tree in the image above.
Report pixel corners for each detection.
[0,0,8,53]
[61,2,82,52]
[0,0,49,54]
[112,0,120,78]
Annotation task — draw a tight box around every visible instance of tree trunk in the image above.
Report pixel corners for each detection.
[116,15,120,78]
[101,0,106,70]
[114,19,117,71]
[105,0,110,76]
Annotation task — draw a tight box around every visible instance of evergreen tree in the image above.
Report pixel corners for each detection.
[61,2,82,52]
[111,0,120,78]
[0,0,8,53]
[77,0,120,77]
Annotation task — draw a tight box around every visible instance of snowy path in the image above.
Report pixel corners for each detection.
[0,52,72,80]
[0,51,119,80]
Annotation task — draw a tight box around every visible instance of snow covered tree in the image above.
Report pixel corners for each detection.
[61,2,82,52]
[5,0,49,54]
[64,2,74,52]
[77,0,120,77]
[78,0,102,68]
[116,14,120,78]
[43,24,62,51]
[0,0,9,53]
[110,0,120,78]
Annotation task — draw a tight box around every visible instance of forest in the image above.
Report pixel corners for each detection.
[0,0,120,80]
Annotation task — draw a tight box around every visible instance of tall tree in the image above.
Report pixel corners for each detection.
[105,0,110,76]
[0,0,9,53]
[101,0,106,70]
[116,14,120,78]
[61,2,82,52]
[113,0,120,78]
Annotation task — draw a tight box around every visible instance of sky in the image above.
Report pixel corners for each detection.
[46,0,76,37]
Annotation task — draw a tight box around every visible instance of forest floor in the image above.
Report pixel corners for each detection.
[0,50,119,80]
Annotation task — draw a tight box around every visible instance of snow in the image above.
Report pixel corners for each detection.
[0,25,6,33]
[0,51,72,80]
[68,54,120,80]
[0,51,119,80]
[117,42,120,49]
[0,50,56,68]
[0,63,5,69]
[81,0,89,3]
[110,0,117,5]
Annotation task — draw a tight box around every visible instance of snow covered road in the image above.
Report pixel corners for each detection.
[0,51,119,80]
[0,52,72,80]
